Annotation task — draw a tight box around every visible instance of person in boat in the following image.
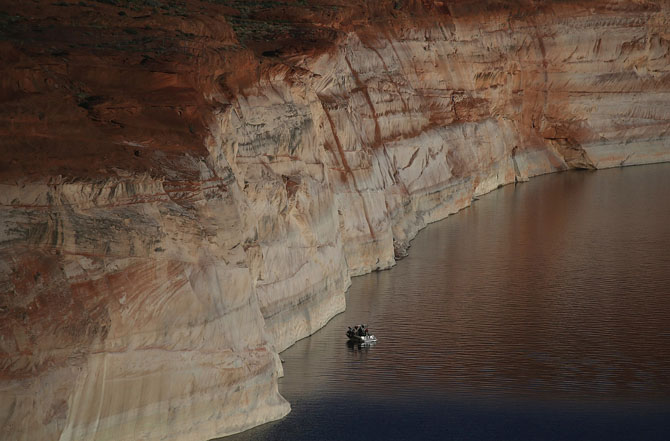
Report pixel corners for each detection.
[357,325,365,337]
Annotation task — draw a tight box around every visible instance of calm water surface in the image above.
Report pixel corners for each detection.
[225,164,670,441]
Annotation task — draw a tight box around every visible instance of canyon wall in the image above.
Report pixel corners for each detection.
[1,1,669,440]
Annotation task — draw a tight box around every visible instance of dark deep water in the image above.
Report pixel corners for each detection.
[224,164,670,441]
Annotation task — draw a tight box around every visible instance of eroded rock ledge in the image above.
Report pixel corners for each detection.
[1,1,669,440]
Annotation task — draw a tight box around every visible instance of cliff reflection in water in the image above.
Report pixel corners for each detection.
[223,164,670,441]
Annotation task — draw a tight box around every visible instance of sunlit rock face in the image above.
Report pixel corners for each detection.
[0,169,291,441]
[1,1,669,440]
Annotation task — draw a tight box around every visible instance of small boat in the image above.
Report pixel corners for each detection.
[346,325,377,344]
[348,334,377,344]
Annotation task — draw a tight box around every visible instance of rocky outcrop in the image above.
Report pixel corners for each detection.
[1,1,669,440]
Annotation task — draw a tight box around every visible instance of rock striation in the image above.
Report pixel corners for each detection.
[1,1,669,440]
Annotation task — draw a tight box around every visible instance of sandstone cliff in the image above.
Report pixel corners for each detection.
[1,1,669,440]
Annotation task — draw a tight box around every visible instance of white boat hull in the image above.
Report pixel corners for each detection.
[348,334,377,344]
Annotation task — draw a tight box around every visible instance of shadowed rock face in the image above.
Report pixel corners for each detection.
[1,1,669,440]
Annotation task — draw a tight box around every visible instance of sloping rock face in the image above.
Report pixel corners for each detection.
[1,1,669,440]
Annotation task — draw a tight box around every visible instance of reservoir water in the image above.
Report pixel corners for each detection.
[224,164,670,441]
